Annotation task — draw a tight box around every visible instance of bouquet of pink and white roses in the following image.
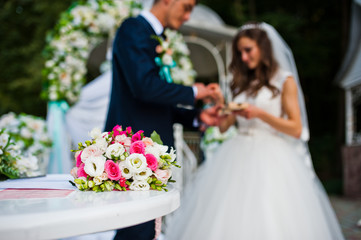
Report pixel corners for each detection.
[70,125,180,192]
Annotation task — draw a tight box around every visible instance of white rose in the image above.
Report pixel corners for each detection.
[15,154,38,175]
[180,57,192,70]
[74,72,82,81]
[145,145,161,158]
[93,176,103,185]
[94,138,108,153]
[162,54,173,66]
[96,13,115,32]
[0,112,16,128]
[154,143,168,156]
[129,180,150,191]
[28,119,44,132]
[20,128,32,139]
[119,161,133,179]
[89,127,102,139]
[133,167,152,181]
[105,143,125,159]
[125,153,147,174]
[162,41,170,49]
[45,60,55,68]
[99,172,108,181]
[84,156,106,177]
[0,133,9,148]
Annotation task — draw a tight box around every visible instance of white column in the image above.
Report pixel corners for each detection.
[345,89,353,145]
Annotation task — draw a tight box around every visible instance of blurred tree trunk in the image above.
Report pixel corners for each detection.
[341,0,352,56]
[248,0,257,19]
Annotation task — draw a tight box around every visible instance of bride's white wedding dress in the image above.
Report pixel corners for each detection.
[164,69,344,240]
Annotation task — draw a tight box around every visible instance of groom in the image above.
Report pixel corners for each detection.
[104,0,219,239]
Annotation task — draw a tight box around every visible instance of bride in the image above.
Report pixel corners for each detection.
[164,22,344,240]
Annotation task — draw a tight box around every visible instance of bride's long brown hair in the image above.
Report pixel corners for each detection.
[229,23,279,98]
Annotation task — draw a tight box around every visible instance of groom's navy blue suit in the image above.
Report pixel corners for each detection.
[105,15,198,240]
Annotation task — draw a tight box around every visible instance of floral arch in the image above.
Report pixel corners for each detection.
[42,0,196,174]
[42,0,195,106]
[42,0,141,105]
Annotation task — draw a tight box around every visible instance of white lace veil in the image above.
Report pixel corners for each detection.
[240,22,310,142]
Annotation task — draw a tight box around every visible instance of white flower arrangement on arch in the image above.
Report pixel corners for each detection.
[42,0,196,106]
[0,112,52,178]
[41,0,142,105]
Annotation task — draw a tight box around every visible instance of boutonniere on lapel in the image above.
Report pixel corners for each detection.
[152,29,196,86]
[152,32,176,84]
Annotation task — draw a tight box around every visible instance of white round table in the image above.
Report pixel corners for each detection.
[0,175,180,240]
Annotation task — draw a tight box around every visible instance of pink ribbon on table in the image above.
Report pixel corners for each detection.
[153,217,162,240]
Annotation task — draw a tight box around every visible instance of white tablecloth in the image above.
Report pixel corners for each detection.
[0,174,180,240]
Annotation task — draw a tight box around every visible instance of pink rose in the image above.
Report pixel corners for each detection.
[105,160,122,181]
[126,126,132,135]
[115,135,132,148]
[70,167,78,178]
[131,130,144,142]
[166,49,173,55]
[142,137,154,147]
[119,177,128,188]
[75,150,82,167]
[154,169,172,184]
[156,45,163,54]
[130,140,146,154]
[77,163,87,178]
[112,125,122,137]
[81,145,103,161]
[145,154,158,171]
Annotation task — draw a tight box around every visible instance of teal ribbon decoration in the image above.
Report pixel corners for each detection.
[155,56,176,83]
[48,100,69,173]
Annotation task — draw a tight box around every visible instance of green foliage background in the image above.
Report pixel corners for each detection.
[0,0,351,193]
[0,0,73,117]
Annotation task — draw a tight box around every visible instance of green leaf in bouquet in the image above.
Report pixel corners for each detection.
[168,176,176,183]
[171,161,181,168]
[115,183,122,191]
[150,131,163,145]
[69,180,76,187]
[0,164,20,179]
[92,185,99,192]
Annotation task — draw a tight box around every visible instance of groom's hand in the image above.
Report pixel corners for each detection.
[207,83,224,104]
[194,83,210,100]
[199,104,222,128]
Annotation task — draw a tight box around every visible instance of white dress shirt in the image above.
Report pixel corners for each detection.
[140,10,198,98]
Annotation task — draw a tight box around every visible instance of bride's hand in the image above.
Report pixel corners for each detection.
[234,104,262,119]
